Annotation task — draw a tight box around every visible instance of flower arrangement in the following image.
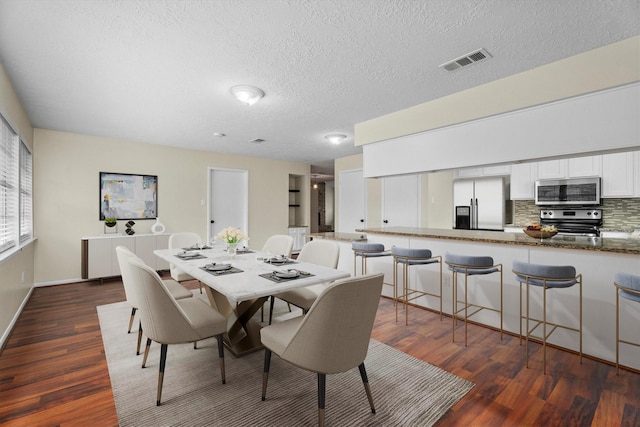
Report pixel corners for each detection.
[215,226,249,244]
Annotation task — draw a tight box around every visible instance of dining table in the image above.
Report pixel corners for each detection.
[154,246,351,356]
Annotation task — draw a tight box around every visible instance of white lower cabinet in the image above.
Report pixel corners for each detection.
[81,233,170,279]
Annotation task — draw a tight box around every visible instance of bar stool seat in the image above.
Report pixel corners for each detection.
[614,272,640,375]
[392,247,442,325]
[445,253,503,347]
[352,242,394,300]
[513,260,582,374]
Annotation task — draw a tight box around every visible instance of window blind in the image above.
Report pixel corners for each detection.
[20,141,32,243]
[0,116,18,253]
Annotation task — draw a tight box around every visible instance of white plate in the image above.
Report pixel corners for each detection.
[204,263,232,271]
[274,270,299,279]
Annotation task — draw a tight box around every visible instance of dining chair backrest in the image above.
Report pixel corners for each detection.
[262,235,294,258]
[297,239,340,269]
[169,232,202,250]
[279,273,384,374]
[168,232,202,281]
[128,258,201,344]
[115,245,140,307]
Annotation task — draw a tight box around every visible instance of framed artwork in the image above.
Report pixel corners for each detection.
[99,172,158,220]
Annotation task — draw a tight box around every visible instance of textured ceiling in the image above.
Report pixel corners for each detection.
[0,0,638,176]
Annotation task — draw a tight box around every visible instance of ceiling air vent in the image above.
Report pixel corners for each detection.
[439,48,492,72]
[248,138,266,144]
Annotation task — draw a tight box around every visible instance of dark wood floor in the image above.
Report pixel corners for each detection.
[1,277,639,426]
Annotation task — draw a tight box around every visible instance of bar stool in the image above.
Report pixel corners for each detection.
[614,272,640,375]
[444,253,503,347]
[392,247,442,325]
[352,242,394,300]
[513,260,582,374]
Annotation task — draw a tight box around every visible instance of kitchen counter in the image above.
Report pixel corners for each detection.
[355,226,640,255]
[308,232,367,242]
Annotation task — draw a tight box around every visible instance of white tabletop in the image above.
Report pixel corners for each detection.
[154,247,351,303]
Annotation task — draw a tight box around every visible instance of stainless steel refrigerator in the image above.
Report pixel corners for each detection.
[453,177,509,231]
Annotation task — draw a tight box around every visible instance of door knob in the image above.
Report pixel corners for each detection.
[210,220,215,224]
[360,219,364,223]
[383,220,389,224]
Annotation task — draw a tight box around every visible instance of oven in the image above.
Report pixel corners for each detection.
[539,208,602,237]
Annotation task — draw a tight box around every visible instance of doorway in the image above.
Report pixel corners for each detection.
[208,167,249,243]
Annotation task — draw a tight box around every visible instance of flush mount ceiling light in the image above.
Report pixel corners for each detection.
[325,134,347,145]
[230,85,265,106]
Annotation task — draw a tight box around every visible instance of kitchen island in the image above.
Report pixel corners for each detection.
[324,227,640,371]
[355,226,640,254]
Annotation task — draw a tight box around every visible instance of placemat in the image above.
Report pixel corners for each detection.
[262,258,296,266]
[259,269,314,283]
[200,266,244,276]
[182,246,211,251]
[175,253,207,260]
[235,249,255,254]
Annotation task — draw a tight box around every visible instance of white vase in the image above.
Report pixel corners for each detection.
[151,218,166,234]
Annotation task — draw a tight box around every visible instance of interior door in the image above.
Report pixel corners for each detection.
[209,168,249,243]
[338,169,366,232]
[382,174,419,228]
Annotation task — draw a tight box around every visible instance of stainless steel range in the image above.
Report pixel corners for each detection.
[539,208,603,237]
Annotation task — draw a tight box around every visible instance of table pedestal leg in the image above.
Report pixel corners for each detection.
[205,287,267,357]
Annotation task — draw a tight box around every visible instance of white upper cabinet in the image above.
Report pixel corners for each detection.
[537,159,567,179]
[454,165,511,179]
[510,163,537,200]
[602,152,635,197]
[509,152,638,199]
[537,155,601,180]
[568,156,602,177]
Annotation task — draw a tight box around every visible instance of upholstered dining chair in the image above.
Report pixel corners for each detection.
[260,273,384,426]
[260,234,294,321]
[262,234,294,258]
[169,232,204,293]
[268,239,340,324]
[128,258,227,406]
[115,246,193,355]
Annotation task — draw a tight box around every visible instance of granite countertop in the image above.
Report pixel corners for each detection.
[308,232,368,242]
[356,227,640,255]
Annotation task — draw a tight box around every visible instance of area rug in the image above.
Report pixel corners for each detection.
[98,296,474,426]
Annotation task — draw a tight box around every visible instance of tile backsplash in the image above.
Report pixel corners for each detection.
[513,198,640,231]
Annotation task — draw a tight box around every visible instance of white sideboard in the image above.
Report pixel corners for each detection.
[81,233,170,279]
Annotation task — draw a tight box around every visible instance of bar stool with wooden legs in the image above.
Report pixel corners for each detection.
[352,242,394,300]
[614,272,640,375]
[444,253,503,347]
[513,260,582,374]
[392,247,442,325]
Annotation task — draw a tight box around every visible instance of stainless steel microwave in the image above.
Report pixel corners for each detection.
[535,177,601,206]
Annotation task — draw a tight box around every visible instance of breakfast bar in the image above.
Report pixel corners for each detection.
[315,227,640,371]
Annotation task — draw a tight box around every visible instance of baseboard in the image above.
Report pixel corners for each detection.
[0,286,34,353]
[34,278,87,287]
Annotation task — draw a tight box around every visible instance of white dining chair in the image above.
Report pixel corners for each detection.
[260,235,294,321]
[129,257,227,406]
[260,273,384,426]
[268,239,340,324]
[169,232,204,293]
[115,245,193,355]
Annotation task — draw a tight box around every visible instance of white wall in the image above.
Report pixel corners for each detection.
[33,129,309,284]
[0,63,34,349]
[363,83,640,177]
